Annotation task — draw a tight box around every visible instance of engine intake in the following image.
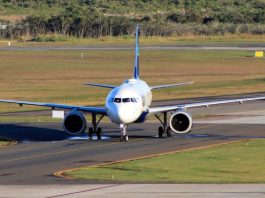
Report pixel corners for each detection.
[63,111,87,134]
[169,111,192,134]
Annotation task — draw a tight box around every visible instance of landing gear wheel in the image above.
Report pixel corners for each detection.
[96,127,102,140]
[90,113,104,141]
[166,127,172,137]
[88,127,93,139]
[120,135,128,142]
[158,126,164,138]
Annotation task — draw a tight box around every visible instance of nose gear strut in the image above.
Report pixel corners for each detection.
[120,123,128,142]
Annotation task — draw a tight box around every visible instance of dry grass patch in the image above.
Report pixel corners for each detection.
[0,50,265,113]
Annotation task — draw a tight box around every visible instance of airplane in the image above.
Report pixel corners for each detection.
[1,25,265,142]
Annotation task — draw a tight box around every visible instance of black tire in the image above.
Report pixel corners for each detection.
[88,127,93,138]
[96,127,102,140]
[166,127,172,137]
[125,135,129,142]
[120,135,124,142]
[158,126,164,138]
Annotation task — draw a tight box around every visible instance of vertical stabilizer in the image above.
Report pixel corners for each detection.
[134,24,140,79]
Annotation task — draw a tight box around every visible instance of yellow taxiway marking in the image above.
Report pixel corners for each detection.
[0,138,144,164]
[56,138,260,180]
[54,124,232,179]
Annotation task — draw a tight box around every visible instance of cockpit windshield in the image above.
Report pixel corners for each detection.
[122,98,130,103]
[113,98,137,103]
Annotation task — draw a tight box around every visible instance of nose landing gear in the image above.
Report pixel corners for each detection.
[120,123,129,142]
[155,112,172,138]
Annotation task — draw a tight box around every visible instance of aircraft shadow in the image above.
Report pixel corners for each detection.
[0,124,156,142]
[0,123,86,142]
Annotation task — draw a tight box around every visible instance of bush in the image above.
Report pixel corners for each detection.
[32,35,66,42]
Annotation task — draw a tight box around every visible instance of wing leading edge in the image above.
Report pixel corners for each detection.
[0,99,106,115]
[149,96,265,114]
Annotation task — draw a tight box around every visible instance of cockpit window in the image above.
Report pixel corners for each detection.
[131,98,137,103]
[114,98,121,103]
[122,98,130,103]
[113,97,137,103]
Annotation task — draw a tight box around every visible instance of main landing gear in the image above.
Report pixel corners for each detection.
[88,113,104,140]
[155,112,172,138]
[120,123,129,142]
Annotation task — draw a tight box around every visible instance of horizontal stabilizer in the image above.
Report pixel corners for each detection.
[150,82,194,90]
[84,83,116,89]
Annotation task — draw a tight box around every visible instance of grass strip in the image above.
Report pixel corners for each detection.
[66,139,265,183]
[2,34,265,46]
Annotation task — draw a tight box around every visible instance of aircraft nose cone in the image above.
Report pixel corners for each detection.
[117,106,140,124]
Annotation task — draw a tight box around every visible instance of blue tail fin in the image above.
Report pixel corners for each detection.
[134,24,140,79]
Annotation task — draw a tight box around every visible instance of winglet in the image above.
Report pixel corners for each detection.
[134,24,140,79]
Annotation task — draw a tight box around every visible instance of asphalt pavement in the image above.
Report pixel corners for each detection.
[0,95,265,197]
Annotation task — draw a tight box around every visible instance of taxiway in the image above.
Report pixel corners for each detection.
[0,94,265,185]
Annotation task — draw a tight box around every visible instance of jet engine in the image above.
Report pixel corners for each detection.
[169,111,192,134]
[63,111,87,134]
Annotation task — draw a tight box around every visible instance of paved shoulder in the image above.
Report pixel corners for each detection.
[0,184,264,198]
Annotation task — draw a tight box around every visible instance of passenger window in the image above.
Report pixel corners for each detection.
[122,98,130,103]
[114,98,121,103]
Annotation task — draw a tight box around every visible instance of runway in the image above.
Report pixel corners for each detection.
[0,94,265,185]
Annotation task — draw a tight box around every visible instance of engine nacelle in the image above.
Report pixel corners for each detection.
[63,111,87,134]
[169,111,192,134]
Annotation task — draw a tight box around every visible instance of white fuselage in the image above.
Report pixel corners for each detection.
[106,79,152,124]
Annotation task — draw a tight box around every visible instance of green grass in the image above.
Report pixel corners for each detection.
[67,139,265,183]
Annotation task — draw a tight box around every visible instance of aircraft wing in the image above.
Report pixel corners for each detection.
[84,83,116,89]
[149,96,265,114]
[0,99,107,115]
